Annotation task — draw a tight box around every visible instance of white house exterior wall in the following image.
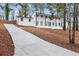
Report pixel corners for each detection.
[16,13,69,29]
[17,17,35,26]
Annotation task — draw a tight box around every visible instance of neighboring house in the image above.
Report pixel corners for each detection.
[16,16,34,26]
[16,12,68,29]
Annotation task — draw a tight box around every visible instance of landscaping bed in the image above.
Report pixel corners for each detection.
[17,25,79,53]
[0,21,14,56]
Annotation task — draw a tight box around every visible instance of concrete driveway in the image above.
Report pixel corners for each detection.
[4,24,79,56]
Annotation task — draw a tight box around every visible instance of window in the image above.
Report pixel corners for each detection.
[21,18,23,21]
[52,22,54,26]
[41,15,43,18]
[41,21,43,26]
[45,22,47,26]
[29,19,31,22]
[55,22,57,26]
[36,14,39,17]
[61,23,62,26]
[59,23,60,26]
[49,22,51,26]
[59,18,60,20]
[36,21,39,25]
[37,21,39,25]
[48,22,51,26]
[45,16,47,18]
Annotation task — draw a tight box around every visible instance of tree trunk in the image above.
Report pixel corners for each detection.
[71,4,76,44]
[63,4,66,30]
[75,4,78,31]
[35,5,38,26]
[36,12,38,26]
[69,19,72,43]
[24,9,27,17]
[71,16,75,44]
[45,17,47,26]
[75,15,78,31]
[4,3,9,20]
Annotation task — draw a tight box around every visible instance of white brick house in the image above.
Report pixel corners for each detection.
[16,12,68,29]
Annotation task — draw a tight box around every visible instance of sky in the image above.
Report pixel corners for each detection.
[0,3,55,20]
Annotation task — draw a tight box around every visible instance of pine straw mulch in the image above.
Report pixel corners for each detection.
[16,25,79,53]
[0,23,14,56]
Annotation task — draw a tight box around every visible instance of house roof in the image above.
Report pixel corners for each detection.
[31,12,50,17]
[36,12,50,17]
[17,16,33,19]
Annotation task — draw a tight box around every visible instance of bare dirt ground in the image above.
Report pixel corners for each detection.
[0,20,15,56]
[16,25,79,53]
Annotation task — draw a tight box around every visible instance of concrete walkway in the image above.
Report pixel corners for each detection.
[4,24,79,56]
